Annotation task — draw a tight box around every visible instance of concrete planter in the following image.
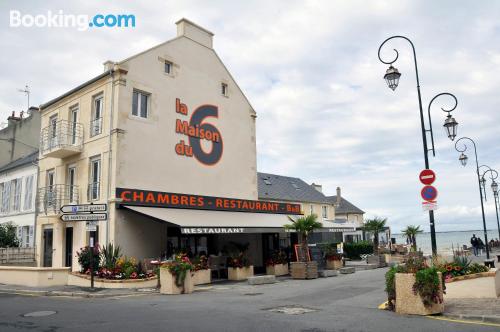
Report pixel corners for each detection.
[290,261,318,279]
[192,269,211,285]
[326,259,342,270]
[228,266,254,281]
[367,255,387,267]
[266,264,289,276]
[160,267,194,295]
[395,272,444,315]
[68,273,157,289]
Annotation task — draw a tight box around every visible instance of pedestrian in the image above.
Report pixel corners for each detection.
[477,237,485,255]
[470,234,479,256]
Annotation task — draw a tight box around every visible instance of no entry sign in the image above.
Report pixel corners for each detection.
[419,169,436,185]
[421,185,438,202]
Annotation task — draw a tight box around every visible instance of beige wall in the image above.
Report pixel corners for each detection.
[115,36,257,201]
[0,266,69,287]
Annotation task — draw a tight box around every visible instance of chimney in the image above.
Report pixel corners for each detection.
[311,183,322,193]
[176,18,214,49]
[103,60,114,72]
[336,187,341,205]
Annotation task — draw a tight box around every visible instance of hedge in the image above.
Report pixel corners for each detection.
[344,241,373,259]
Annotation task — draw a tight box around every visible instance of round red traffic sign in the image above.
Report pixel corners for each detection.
[419,169,436,185]
[421,185,438,202]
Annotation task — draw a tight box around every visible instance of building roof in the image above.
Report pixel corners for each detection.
[0,151,38,173]
[326,195,365,214]
[257,172,330,204]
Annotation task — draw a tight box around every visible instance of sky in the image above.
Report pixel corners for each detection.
[1,0,499,234]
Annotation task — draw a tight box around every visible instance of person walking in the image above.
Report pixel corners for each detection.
[477,237,485,256]
[470,234,479,256]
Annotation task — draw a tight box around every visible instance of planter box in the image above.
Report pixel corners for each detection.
[160,267,194,295]
[228,266,254,281]
[367,255,387,268]
[192,269,211,285]
[395,272,444,315]
[266,264,289,276]
[326,260,342,270]
[290,261,318,279]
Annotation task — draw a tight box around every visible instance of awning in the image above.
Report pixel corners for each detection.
[124,206,357,234]
[124,206,293,234]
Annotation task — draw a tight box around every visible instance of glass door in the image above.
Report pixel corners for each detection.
[70,107,78,145]
[43,229,53,267]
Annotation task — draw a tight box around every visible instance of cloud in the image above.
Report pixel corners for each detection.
[1,0,500,233]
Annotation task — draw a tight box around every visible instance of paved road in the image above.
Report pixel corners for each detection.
[0,268,498,332]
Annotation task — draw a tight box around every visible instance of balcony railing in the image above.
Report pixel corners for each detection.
[87,182,100,201]
[40,120,83,158]
[90,117,103,137]
[38,184,79,214]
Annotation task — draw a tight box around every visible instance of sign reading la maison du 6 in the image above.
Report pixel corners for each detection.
[175,98,223,166]
[116,188,302,215]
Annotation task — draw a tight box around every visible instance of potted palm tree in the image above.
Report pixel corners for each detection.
[284,214,323,279]
[401,225,423,252]
[364,217,388,267]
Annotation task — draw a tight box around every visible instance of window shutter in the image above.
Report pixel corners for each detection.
[17,226,22,240]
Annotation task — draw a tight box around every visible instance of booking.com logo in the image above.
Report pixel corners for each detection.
[9,10,136,31]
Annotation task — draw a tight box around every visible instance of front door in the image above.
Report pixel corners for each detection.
[43,229,53,267]
[65,227,73,268]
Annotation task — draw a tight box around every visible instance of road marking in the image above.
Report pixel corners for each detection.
[427,315,500,328]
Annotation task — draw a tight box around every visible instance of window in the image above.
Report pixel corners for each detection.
[23,175,34,211]
[12,178,22,212]
[46,170,55,208]
[49,114,58,148]
[164,61,172,74]
[70,105,78,145]
[322,206,327,219]
[89,157,101,201]
[68,166,77,203]
[1,182,10,213]
[221,83,228,96]
[91,95,103,137]
[132,90,149,119]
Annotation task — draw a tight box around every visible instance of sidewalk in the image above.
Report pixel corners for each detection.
[0,283,159,298]
[444,298,500,323]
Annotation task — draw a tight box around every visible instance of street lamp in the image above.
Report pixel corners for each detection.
[378,35,460,256]
[455,137,491,259]
[481,168,500,242]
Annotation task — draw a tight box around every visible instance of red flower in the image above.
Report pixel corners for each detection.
[446,266,453,271]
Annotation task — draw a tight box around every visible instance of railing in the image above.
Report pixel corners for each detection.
[38,184,79,214]
[0,247,36,265]
[87,182,100,201]
[90,117,103,137]
[40,120,83,155]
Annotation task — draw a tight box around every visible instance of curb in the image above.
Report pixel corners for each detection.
[0,289,149,298]
[443,313,500,324]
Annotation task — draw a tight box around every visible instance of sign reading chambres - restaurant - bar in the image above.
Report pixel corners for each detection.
[116,188,302,215]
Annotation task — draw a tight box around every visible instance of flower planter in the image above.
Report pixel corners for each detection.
[326,260,342,270]
[160,267,194,295]
[367,255,387,267]
[266,263,289,276]
[395,272,444,315]
[192,269,211,285]
[290,261,318,279]
[228,266,254,281]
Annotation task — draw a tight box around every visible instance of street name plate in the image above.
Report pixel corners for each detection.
[60,204,107,214]
[61,213,107,222]
[86,220,98,232]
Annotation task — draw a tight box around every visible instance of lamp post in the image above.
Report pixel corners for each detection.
[480,167,500,241]
[378,36,459,256]
[455,137,490,259]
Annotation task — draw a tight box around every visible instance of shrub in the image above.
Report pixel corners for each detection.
[0,222,19,248]
[413,267,443,307]
[101,243,121,270]
[265,250,288,266]
[162,254,194,287]
[192,255,209,271]
[467,263,489,274]
[76,246,100,273]
[343,241,373,259]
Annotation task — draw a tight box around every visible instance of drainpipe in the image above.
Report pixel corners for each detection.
[33,156,40,265]
[106,69,115,246]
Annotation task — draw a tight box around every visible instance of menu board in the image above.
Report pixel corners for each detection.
[294,244,311,262]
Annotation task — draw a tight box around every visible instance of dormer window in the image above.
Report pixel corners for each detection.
[221,83,228,97]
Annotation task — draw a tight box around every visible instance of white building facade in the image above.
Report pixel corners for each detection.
[0,151,38,247]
